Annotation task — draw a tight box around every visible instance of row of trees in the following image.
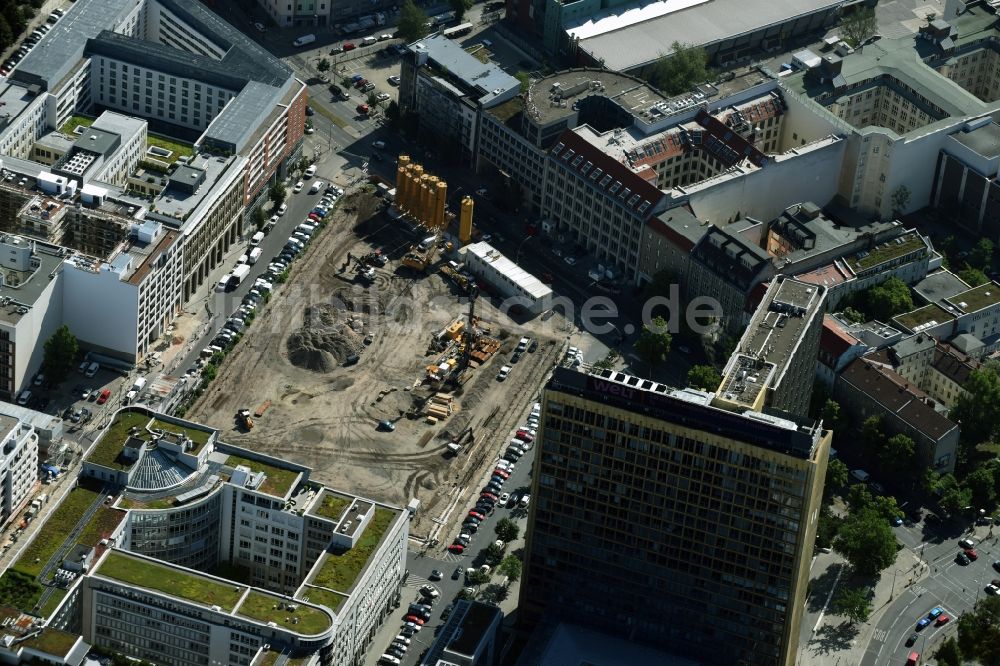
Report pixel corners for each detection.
[0,0,43,56]
[838,276,914,324]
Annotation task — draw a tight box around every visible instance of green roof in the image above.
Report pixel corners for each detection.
[312,492,352,521]
[226,454,299,497]
[98,551,246,611]
[310,507,397,593]
[894,303,955,331]
[149,417,214,453]
[298,585,346,612]
[19,628,78,657]
[15,485,103,577]
[86,410,150,469]
[948,283,1000,312]
[236,591,331,635]
[851,234,926,271]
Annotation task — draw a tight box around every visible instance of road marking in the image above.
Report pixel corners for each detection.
[873,629,888,642]
[911,585,927,597]
[813,565,844,632]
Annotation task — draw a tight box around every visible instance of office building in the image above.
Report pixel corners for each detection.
[0,412,39,530]
[419,600,503,666]
[399,35,520,167]
[0,406,409,666]
[522,364,830,665]
[505,0,842,65]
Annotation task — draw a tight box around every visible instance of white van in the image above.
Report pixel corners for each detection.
[16,390,30,405]
[850,469,870,483]
[304,164,316,178]
[309,180,323,195]
[250,231,266,246]
[277,203,287,216]
[418,235,436,251]
[392,635,411,646]
[85,362,100,377]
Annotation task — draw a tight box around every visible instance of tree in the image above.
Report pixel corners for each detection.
[847,483,873,511]
[864,277,913,322]
[862,415,884,452]
[826,458,849,492]
[635,316,672,369]
[833,507,898,576]
[939,474,973,515]
[450,0,473,22]
[959,266,989,287]
[0,16,12,51]
[834,586,873,624]
[821,399,846,433]
[42,325,78,383]
[841,7,878,47]
[952,366,1000,446]
[484,542,504,566]
[816,506,843,549]
[317,58,330,73]
[882,433,916,470]
[497,554,522,583]
[466,569,490,585]
[966,466,997,509]
[514,71,531,94]
[935,637,963,666]
[269,182,286,208]
[397,0,429,42]
[957,595,1000,665]
[648,42,711,95]
[251,206,266,230]
[686,365,721,390]
[969,238,995,271]
[840,306,866,324]
[495,517,519,544]
[890,185,911,217]
[3,4,24,35]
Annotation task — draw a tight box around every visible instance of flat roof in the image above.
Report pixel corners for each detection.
[448,602,501,656]
[522,69,666,127]
[848,233,928,272]
[519,621,700,666]
[0,81,39,126]
[11,0,138,90]
[893,303,955,332]
[721,277,825,408]
[154,153,235,221]
[0,242,64,325]
[466,242,552,300]
[952,122,1000,158]
[308,506,399,594]
[409,34,519,107]
[551,366,819,459]
[224,452,301,498]
[914,270,971,304]
[946,282,1000,313]
[574,0,843,72]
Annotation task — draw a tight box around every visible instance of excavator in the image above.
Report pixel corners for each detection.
[237,409,254,430]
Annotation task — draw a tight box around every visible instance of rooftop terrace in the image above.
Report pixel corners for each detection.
[310,490,353,522]
[97,551,247,611]
[86,409,215,470]
[947,282,1000,313]
[225,454,300,498]
[893,302,955,332]
[236,590,331,635]
[849,233,927,272]
[309,507,397,594]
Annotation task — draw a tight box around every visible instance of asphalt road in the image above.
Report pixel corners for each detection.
[369,413,537,666]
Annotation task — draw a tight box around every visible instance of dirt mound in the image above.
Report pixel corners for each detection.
[286,304,363,372]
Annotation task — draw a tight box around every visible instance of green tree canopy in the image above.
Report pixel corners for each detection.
[42,325,79,383]
[816,505,843,549]
[881,433,916,470]
[0,15,12,51]
[484,542,504,566]
[269,182,286,208]
[317,58,330,73]
[821,399,846,432]
[514,71,531,93]
[686,365,721,391]
[833,506,898,576]
[649,42,711,95]
[466,569,489,585]
[841,7,878,47]
[959,266,989,287]
[969,238,995,271]
[966,465,997,509]
[864,277,913,323]
[951,365,1000,446]
[957,595,1000,665]
[497,554,522,583]
[935,637,963,666]
[840,306,866,324]
[938,473,973,515]
[495,517,519,543]
[450,0,473,22]
[826,458,849,492]
[834,586,873,624]
[890,185,911,217]
[397,0,429,42]
[635,316,672,368]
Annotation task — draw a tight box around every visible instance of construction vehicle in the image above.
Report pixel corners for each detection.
[439,263,471,294]
[401,241,437,272]
[237,409,254,430]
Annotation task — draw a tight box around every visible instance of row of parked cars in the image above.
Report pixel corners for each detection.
[378,584,439,664]
[1,9,65,77]
[448,402,538,554]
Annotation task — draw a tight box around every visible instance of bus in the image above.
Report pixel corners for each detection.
[443,22,473,38]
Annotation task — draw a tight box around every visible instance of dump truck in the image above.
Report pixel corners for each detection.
[237,409,254,430]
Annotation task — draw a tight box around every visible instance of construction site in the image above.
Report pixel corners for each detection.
[187,157,568,538]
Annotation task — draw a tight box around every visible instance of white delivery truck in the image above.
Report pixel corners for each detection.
[293,34,316,47]
[250,231,266,246]
[230,264,251,288]
[248,247,263,265]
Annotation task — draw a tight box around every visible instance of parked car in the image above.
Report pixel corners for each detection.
[960,538,976,549]
[96,389,111,404]
[936,614,950,626]
[928,607,944,620]
[429,569,442,581]
[452,566,463,580]
[905,632,918,646]
[916,617,932,630]
[293,180,304,193]
[447,543,464,554]
[499,492,511,505]
[957,552,971,565]
[966,548,979,561]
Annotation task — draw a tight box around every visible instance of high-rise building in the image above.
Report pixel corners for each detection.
[520,363,831,665]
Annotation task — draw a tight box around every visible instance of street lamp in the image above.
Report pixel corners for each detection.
[515,234,534,264]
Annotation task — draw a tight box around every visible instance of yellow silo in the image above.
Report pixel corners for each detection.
[459,196,474,244]
[433,180,448,229]
[419,175,435,226]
